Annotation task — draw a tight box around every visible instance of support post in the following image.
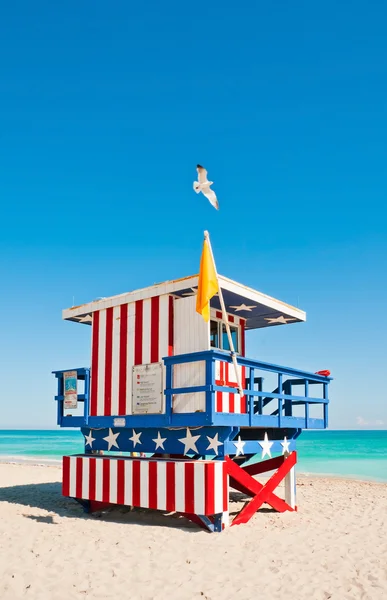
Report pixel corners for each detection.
[284,452,297,509]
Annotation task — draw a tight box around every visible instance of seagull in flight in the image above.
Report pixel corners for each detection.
[193,164,219,210]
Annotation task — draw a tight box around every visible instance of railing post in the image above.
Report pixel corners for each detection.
[84,369,90,426]
[284,380,292,417]
[278,373,283,427]
[323,382,329,427]
[205,355,215,425]
[248,367,254,426]
[57,374,64,426]
[165,361,173,425]
[304,380,309,428]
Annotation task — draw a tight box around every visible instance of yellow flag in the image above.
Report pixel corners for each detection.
[196,239,219,322]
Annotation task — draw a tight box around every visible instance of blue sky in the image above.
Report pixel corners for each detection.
[0,1,386,429]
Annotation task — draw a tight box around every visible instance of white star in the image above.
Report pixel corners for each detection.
[259,432,273,459]
[233,436,245,457]
[281,436,291,455]
[103,428,120,451]
[129,429,142,448]
[229,303,257,312]
[152,431,167,450]
[182,287,198,297]
[84,430,96,448]
[206,433,223,456]
[264,315,297,324]
[178,428,201,454]
[78,314,92,323]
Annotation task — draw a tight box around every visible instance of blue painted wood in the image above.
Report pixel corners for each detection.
[53,368,90,427]
[54,351,330,432]
[224,438,297,456]
[164,350,333,383]
[76,425,299,457]
[79,425,237,457]
[205,356,215,421]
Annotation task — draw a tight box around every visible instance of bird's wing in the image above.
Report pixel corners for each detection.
[196,164,208,184]
[202,186,219,210]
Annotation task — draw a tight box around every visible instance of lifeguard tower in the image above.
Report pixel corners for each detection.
[53,266,331,531]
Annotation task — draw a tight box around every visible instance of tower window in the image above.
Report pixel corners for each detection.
[210,319,239,353]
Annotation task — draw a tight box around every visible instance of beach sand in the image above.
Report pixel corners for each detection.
[0,463,386,600]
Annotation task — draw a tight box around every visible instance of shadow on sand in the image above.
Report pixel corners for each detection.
[0,482,275,530]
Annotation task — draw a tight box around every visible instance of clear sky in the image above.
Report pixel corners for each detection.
[0,1,386,429]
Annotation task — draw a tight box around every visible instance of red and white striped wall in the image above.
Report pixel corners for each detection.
[63,455,228,517]
[90,295,174,416]
[215,361,247,414]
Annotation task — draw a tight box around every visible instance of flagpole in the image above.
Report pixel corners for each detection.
[203,230,243,396]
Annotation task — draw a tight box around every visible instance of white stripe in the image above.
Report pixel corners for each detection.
[95,458,103,502]
[82,458,90,499]
[109,460,118,504]
[126,303,135,415]
[223,392,229,412]
[158,295,169,361]
[142,299,151,364]
[193,462,205,515]
[284,461,296,509]
[157,461,166,511]
[97,310,107,416]
[111,306,121,416]
[124,460,133,505]
[140,460,149,508]
[234,393,241,414]
[215,361,221,380]
[214,462,223,514]
[69,457,77,497]
[174,462,185,512]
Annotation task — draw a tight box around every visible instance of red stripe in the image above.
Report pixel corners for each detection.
[184,463,195,514]
[240,319,246,357]
[132,460,141,506]
[62,456,70,496]
[89,457,96,501]
[150,296,160,363]
[90,311,100,416]
[134,301,143,365]
[229,392,235,413]
[118,304,128,415]
[117,459,125,505]
[75,457,83,498]
[168,296,174,356]
[166,461,175,511]
[215,311,234,323]
[102,459,110,503]
[205,462,215,515]
[148,461,158,509]
[104,308,113,416]
[223,462,228,511]
[216,391,222,412]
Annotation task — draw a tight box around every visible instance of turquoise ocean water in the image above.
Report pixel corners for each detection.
[0,430,386,483]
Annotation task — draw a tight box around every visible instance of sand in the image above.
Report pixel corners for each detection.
[0,463,386,600]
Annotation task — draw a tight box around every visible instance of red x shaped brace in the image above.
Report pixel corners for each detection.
[226,452,297,526]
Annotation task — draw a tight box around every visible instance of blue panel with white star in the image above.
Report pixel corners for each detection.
[81,426,298,458]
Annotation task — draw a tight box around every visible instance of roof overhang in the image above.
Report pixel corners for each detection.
[63,273,306,330]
